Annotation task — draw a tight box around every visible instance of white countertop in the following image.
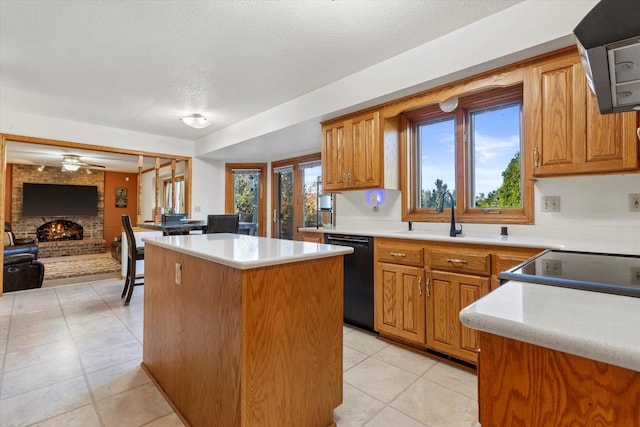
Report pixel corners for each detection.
[142,233,353,270]
[300,227,640,255]
[459,281,640,372]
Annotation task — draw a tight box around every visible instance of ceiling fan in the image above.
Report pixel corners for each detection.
[59,155,106,173]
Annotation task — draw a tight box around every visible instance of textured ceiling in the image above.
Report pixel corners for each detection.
[0,0,522,144]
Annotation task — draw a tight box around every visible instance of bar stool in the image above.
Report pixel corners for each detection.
[121,214,144,304]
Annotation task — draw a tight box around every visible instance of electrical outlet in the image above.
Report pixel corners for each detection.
[629,194,640,212]
[632,267,640,286]
[175,263,182,285]
[541,259,562,275]
[541,196,561,212]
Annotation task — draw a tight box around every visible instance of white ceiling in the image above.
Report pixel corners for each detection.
[1,0,523,166]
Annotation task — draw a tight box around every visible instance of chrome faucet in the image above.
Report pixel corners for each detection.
[437,190,463,237]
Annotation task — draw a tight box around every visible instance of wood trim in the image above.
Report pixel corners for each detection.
[0,135,5,296]
[271,153,321,240]
[0,133,190,161]
[225,163,267,237]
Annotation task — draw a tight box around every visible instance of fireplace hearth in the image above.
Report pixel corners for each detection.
[37,220,83,242]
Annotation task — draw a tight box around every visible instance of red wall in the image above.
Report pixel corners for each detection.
[104,171,138,246]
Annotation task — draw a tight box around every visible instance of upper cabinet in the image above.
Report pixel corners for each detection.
[530,51,639,177]
[322,110,387,191]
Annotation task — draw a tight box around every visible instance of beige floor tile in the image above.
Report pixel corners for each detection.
[87,358,151,401]
[62,301,113,325]
[95,382,172,427]
[30,404,101,427]
[6,327,72,352]
[3,339,77,372]
[391,378,478,427]
[8,316,67,338]
[344,357,418,403]
[343,329,388,356]
[73,325,137,353]
[334,383,385,427]
[373,345,438,376]
[343,325,354,335]
[0,376,91,427]
[1,355,83,399]
[423,362,478,401]
[343,345,368,371]
[10,308,63,325]
[80,339,142,373]
[143,413,186,427]
[365,407,425,427]
[67,314,125,338]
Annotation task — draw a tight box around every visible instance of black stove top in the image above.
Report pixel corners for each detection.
[498,250,640,298]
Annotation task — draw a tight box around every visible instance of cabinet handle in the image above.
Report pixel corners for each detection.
[426,276,431,298]
[390,252,406,258]
[418,276,422,295]
[447,258,468,266]
[533,146,540,167]
[273,209,277,223]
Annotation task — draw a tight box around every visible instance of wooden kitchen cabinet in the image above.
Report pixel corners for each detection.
[322,110,382,191]
[427,270,490,364]
[530,50,639,177]
[375,262,426,344]
[374,239,426,345]
[491,247,544,290]
[478,332,640,426]
[297,230,324,243]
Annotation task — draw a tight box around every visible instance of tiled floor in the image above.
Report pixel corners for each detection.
[0,278,479,427]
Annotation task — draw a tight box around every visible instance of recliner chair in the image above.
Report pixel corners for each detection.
[4,222,39,258]
[3,253,45,292]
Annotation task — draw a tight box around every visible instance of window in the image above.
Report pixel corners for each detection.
[225,163,267,236]
[163,175,185,214]
[271,153,323,240]
[402,85,533,224]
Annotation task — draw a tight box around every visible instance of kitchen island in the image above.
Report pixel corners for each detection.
[460,281,640,426]
[141,233,353,427]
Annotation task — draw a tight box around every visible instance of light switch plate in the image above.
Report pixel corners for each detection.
[541,196,560,212]
[629,194,640,212]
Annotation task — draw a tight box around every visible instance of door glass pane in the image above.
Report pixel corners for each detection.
[416,117,456,208]
[302,163,322,228]
[275,168,294,240]
[233,170,260,234]
[469,102,522,208]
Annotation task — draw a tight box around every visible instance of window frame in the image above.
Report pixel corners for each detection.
[270,153,322,240]
[401,85,533,224]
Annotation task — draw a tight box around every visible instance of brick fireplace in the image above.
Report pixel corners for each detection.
[10,164,106,258]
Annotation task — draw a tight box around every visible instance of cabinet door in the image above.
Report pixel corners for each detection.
[584,89,639,172]
[531,51,639,177]
[427,270,489,363]
[375,262,425,344]
[350,111,381,189]
[531,54,585,176]
[322,121,347,191]
[297,231,324,243]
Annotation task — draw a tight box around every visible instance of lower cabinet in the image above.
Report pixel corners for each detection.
[375,262,425,344]
[297,231,324,243]
[373,237,543,365]
[427,270,490,363]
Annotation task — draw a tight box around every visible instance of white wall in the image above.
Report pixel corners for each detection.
[335,174,640,247]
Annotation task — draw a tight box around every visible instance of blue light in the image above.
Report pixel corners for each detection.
[364,189,386,206]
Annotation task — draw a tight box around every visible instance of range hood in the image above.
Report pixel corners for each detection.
[574,0,640,114]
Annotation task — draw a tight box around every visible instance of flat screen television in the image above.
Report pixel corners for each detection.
[22,183,98,216]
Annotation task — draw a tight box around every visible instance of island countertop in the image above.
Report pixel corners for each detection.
[459,281,640,372]
[142,233,353,270]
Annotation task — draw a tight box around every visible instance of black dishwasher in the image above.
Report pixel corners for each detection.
[324,234,374,332]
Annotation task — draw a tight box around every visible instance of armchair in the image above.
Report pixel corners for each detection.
[4,222,39,258]
[3,253,45,292]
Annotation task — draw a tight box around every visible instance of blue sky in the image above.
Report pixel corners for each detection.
[419,103,521,198]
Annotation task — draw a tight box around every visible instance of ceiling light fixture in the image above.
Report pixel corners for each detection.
[61,155,82,172]
[439,96,459,113]
[180,113,209,129]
